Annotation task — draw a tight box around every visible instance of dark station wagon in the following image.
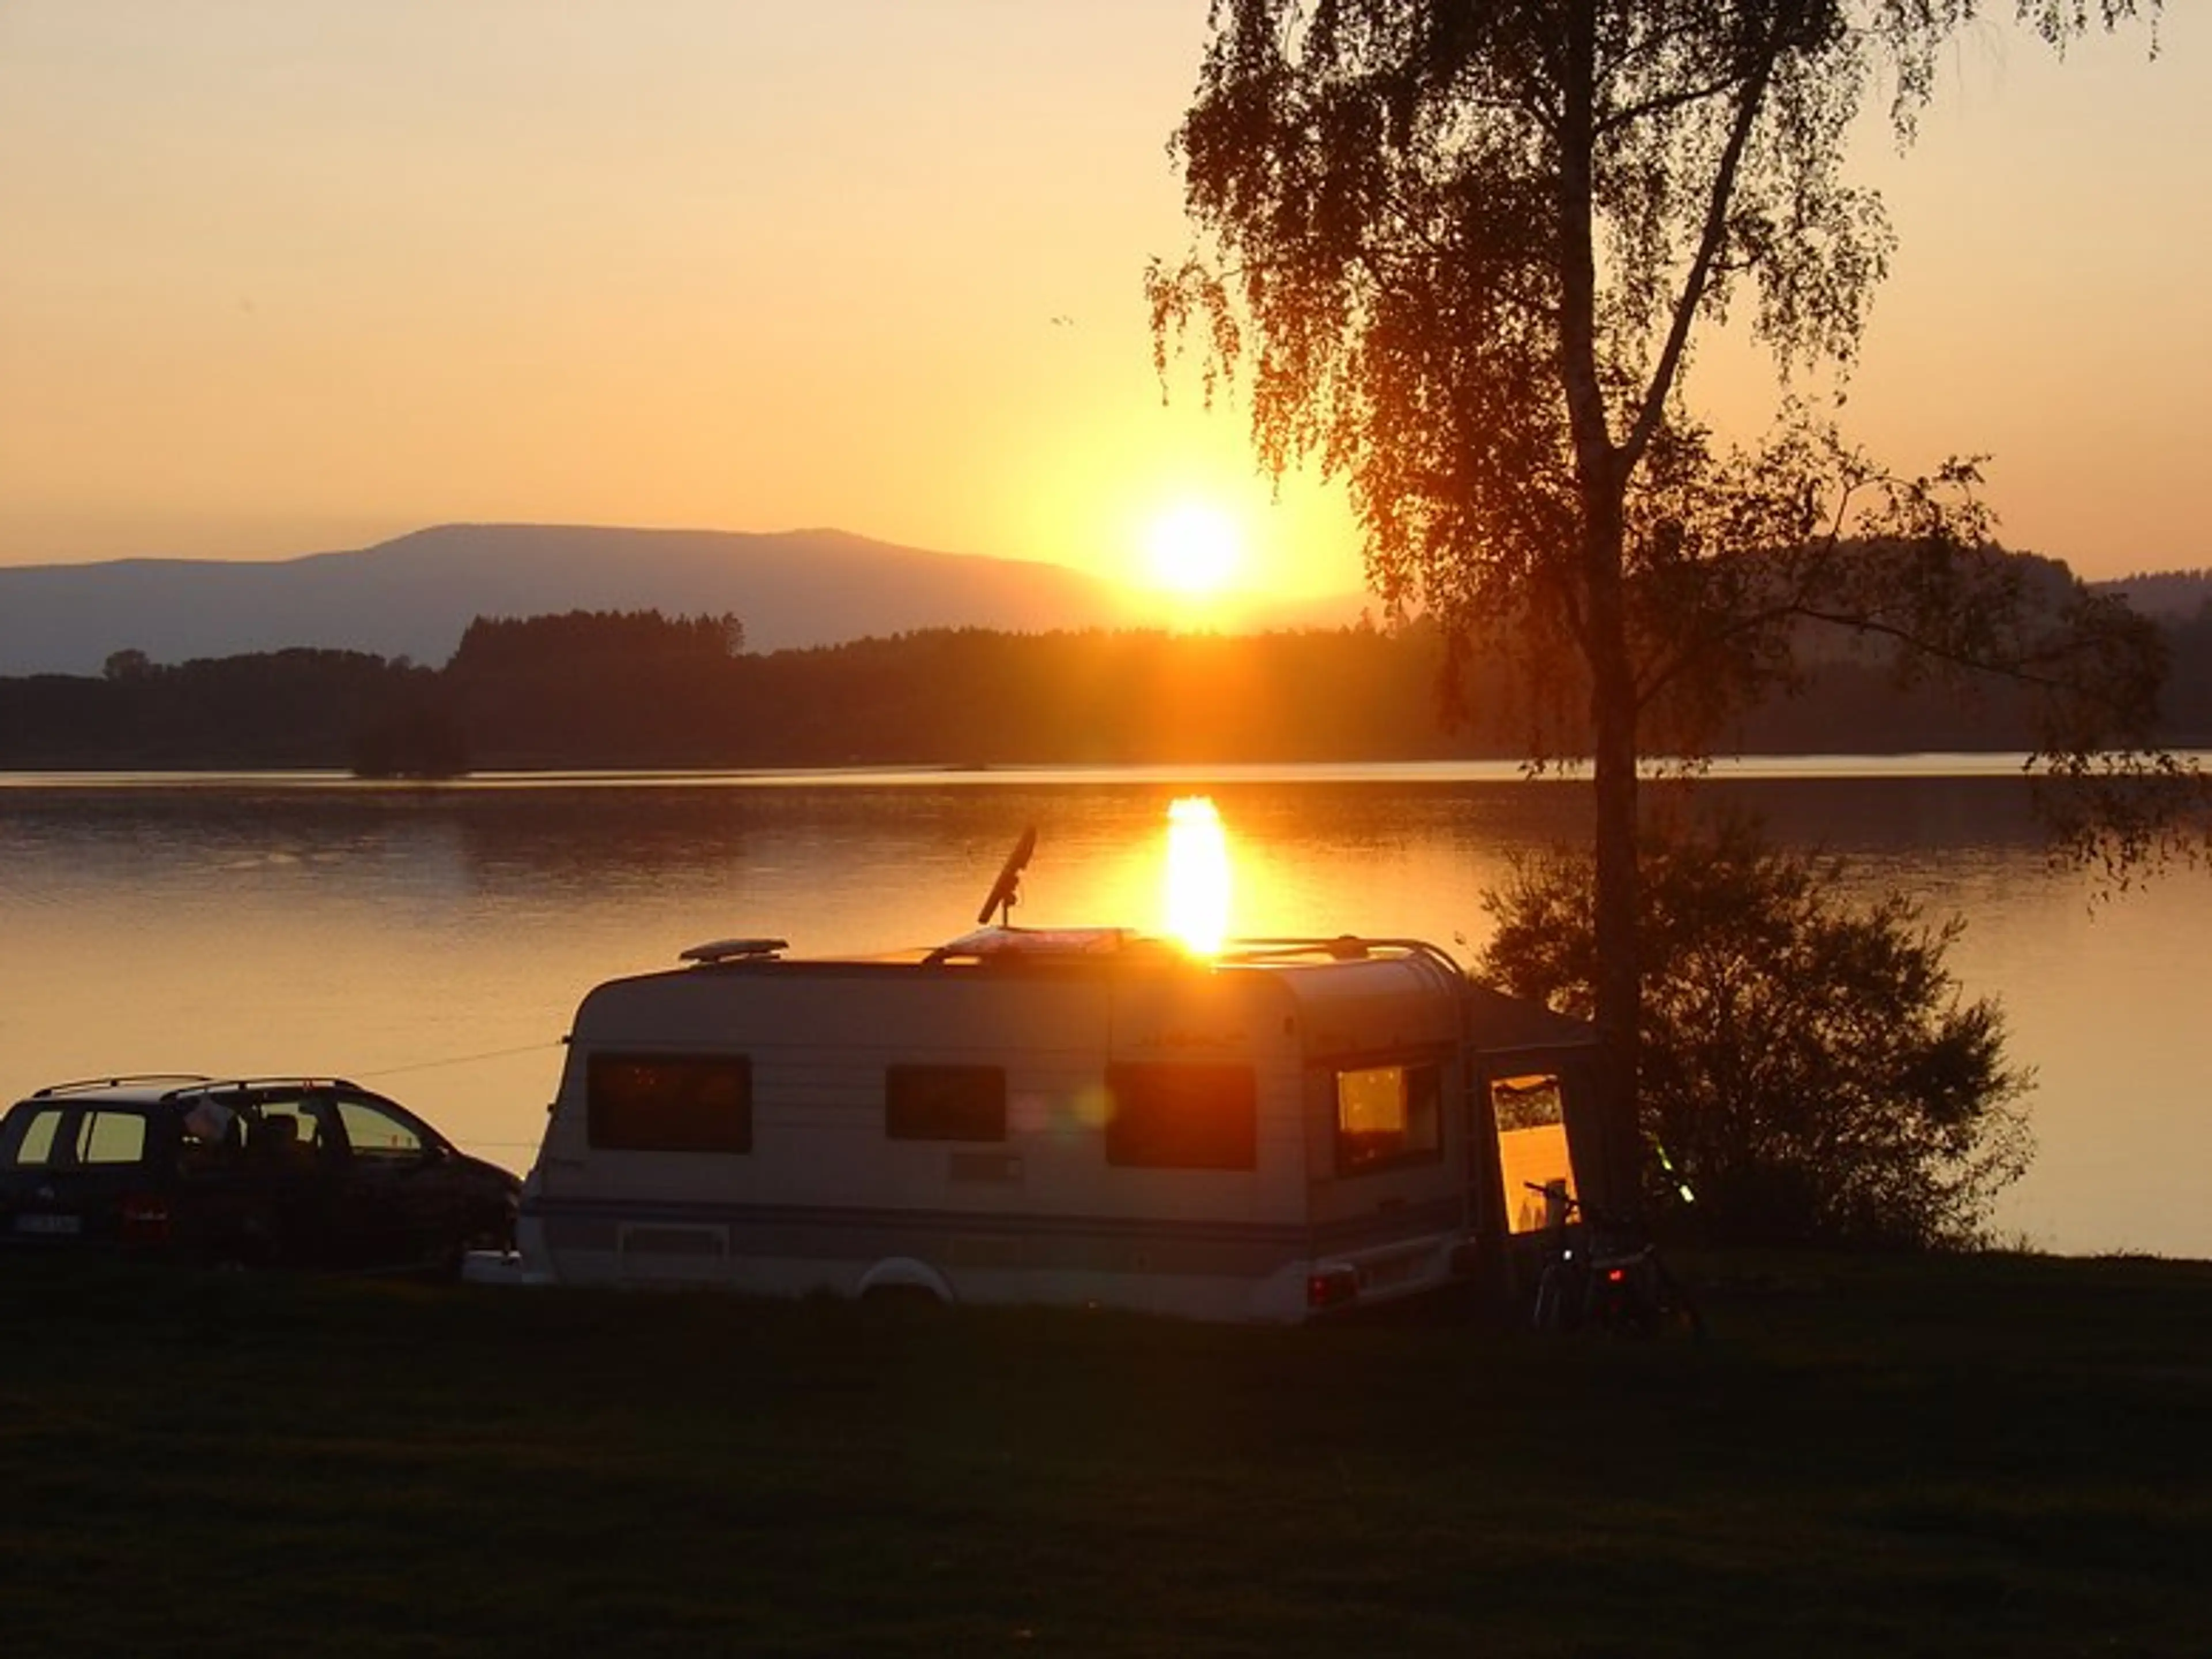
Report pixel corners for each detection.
[0,1075,519,1275]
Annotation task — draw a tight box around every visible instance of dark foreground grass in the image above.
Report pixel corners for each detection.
[2,1252,2207,1657]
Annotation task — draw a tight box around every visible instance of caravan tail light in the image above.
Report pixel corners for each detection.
[119,1193,171,1244]
[1306,1266,1360,1312]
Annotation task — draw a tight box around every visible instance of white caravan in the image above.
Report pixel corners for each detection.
[493,923,1603,1323]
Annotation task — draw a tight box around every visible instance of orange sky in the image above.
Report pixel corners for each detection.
[1,2,2202,608]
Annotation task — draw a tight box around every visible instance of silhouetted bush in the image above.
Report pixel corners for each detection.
[1479,816,2032,1250]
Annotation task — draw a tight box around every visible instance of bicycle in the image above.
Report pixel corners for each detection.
[1524,1180,1705,1340]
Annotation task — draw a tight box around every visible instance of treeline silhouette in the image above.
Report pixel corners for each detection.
[2,603,2207,773]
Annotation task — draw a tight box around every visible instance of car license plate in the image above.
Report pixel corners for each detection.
[13,1213,82,1236]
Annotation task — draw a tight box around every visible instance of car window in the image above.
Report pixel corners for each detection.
[77,1111,149,1166]
[2,1106,67,1169]
[179,1098,244,1172]
[334,1098,427,1161]
[244,1100,325,1166]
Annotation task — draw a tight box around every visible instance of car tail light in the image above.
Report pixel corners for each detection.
[120,1193,171,1244]
[1306,1265,1360,1312]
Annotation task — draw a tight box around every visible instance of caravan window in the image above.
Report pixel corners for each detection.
[588,1054,752,1154]
[1104,1063,1256,1171]
[885,1065,1006,1142]
[1335,1062,1443,1175]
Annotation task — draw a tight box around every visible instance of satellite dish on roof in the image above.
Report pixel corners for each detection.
[975,826,1037,927]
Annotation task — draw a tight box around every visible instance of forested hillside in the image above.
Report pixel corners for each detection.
[2,603,2206,774]
[2096,569,2212,622]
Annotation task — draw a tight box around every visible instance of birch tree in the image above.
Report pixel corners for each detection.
[1151,1,2177,1200]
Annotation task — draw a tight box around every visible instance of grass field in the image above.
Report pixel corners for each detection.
[3,1251,2207,1657]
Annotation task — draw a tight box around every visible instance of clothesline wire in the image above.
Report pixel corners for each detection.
[356,1041,562,1081]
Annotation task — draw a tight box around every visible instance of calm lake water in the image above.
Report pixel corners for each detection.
[1,761,2203,1258]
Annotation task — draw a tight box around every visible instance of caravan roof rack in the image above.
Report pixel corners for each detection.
[1216,936,1467,974]
[924,926,1156,965]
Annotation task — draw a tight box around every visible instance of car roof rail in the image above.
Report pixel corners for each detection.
[161,1077,368,1101]
[29,1073,214,1099]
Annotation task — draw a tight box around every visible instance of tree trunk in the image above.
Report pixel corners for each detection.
[1584,479,1643,1214]
[1558,1,1641,1212]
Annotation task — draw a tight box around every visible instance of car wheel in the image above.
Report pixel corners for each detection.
[206,1237,268,1273]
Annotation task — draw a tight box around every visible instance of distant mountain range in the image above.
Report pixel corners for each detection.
[0,524,1368,676]
[0,522,2198,680]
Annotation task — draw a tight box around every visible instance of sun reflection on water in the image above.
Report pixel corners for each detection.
[1162,796,1232,955]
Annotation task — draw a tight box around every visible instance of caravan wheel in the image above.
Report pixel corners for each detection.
[856,1257,955,1314]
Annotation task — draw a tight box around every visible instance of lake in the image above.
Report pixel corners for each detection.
[1,761,2202,1258]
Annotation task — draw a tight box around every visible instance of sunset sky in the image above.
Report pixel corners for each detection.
[2,2,2203,610]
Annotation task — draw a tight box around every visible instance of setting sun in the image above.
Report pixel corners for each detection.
[1142,503,1246,597]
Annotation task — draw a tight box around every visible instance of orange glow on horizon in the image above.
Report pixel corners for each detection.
[0,7,2201,587]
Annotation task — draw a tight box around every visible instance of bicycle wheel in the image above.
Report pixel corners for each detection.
[1648,1253,1707,1341]
[1531,1262,1569,1334]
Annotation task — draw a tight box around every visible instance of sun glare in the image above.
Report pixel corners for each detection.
[1142,502,1245,597]
[1162,796,1233,955]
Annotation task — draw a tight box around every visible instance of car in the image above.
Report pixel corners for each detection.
[0,1074,520,1275]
